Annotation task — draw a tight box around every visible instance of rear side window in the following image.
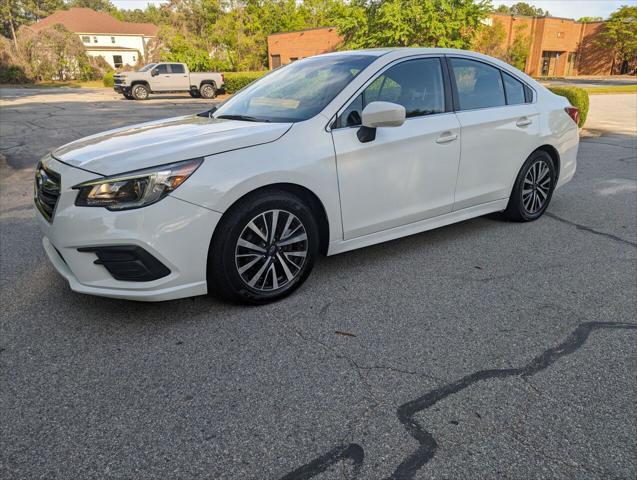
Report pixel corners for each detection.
[450,58,505,110]
[337,57,445,127]
[170,64,185,74]
[502,72,526,105]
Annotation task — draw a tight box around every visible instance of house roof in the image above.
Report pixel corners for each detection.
[29,8,158,36]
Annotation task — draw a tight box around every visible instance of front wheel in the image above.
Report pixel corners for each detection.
[131,84,150,100]
[504,150,556,221]
[208,190,319,304]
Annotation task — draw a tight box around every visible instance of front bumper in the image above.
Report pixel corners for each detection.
[36,156,222,302]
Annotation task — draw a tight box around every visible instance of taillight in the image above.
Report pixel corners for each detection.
[565,106,580,126]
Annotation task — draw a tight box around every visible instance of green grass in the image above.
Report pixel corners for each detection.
[581,85,637,95]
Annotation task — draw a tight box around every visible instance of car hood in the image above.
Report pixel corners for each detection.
[53,115,292,176]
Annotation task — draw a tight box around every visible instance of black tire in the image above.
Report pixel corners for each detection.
[208,189,319,304]
[504,150,556,222]
[131,84,150,100]
[199,83,216,99]
[189,90,201,98]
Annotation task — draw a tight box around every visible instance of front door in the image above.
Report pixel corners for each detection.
[331,57,461,240]
[151,64,189,91]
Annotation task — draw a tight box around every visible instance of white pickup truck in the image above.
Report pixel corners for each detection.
[113,62,225,100]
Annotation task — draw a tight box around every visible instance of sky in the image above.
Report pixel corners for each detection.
[111,0,627,20]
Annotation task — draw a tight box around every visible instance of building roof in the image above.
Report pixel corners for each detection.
[29,8,158,36]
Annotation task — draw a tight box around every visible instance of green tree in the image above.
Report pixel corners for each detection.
[596,5,637,73]
[495,2,549,16]
[66,0,116,13]
[503,22,530,70]
[473,17,506,57]
[577,16,602,22]
[1,0,65,49]
[335,0,492,49]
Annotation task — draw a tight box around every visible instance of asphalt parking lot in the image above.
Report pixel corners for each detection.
[1,89,636,479]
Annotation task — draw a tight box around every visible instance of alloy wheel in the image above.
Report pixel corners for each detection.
[234,209,308,291]
[522,159,552,214]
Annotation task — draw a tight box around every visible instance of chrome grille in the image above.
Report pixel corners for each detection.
[34,161,61,222]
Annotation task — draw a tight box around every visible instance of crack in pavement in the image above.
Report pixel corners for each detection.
[545,212,637,248]
[278,321,637,479]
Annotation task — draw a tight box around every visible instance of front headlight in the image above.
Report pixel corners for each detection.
[73,158,202,210]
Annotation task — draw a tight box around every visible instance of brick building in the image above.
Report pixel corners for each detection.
[267,14,632,76]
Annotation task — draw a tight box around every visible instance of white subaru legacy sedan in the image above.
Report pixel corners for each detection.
[35,48,579,303]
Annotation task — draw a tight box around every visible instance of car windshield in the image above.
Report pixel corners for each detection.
[213,54,378,123]
[137,63,157,72]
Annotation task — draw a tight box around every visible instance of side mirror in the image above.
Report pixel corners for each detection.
[358,101,406,143]
[151,69,158,77]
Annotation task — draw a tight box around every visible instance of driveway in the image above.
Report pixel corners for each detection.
[1,89,636,479]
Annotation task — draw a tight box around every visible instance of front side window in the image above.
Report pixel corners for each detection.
[450,58,505,110]
[155,64,169,74]
[170,64,185,74]
[337,58,445,128]
[502,72,526,105]
[214,54,378,123]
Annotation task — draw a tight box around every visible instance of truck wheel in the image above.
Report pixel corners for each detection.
[189,90,201,98]
[132,84,149,100]
[199,83,216,99]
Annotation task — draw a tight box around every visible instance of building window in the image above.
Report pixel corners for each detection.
[541,51,561,76]
[557,32,565,38]
[113,55,123,68]
[271,54,281,69]
[93,36,98,43]
[81,36,90,43]
[290,57,298,62]
[111,36,115,44]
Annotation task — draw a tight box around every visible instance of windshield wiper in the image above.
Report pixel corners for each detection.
[216,114,269,123]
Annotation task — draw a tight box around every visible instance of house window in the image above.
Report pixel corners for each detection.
[93,36,98,43]
[111,36,115,44]
[113,55,123,68]
[271,54,281,69]
[81,36,90,43]
[290,57,298,62]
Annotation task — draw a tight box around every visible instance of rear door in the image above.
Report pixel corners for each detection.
[167,64,190,90]
[331,57,461,240]
[448,56,540,211]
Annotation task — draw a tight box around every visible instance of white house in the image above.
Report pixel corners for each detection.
[30,8,158,69]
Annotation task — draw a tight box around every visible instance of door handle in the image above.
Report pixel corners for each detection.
[435,132,458,144]
[516,117,532,127]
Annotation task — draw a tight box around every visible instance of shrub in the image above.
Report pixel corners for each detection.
[548,86,589,128]
[223,71,267,94]
[103,71,114,87]
[0,65,31,84]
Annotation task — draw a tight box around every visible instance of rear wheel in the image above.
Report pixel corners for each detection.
[199,83,216,99]
[504,150,556,221]
[131,84,149,100]
[208,190,319,304]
